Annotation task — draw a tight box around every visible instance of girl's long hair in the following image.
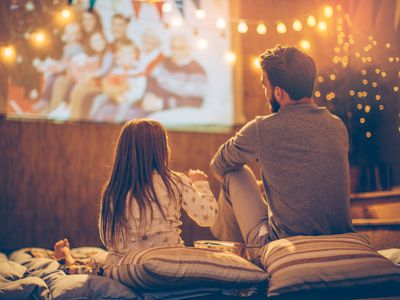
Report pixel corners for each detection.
[99,119,180,252]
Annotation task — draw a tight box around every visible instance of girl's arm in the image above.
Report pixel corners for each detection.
[92,51,113,79]
[180,171,218,227]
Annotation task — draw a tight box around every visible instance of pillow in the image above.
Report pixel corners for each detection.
[259,232,400,297]
[0,276,51,300]
[105,246,268,291]
[379,248,400,265]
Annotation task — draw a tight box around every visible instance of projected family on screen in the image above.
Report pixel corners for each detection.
[7,1,234,127]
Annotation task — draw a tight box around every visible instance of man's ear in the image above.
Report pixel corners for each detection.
[274,86,282,100]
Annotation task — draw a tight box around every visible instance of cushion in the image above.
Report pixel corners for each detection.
[0,252,7,261]
[105,246,268,291]
[0,276,51,300]
[259,232,400,297]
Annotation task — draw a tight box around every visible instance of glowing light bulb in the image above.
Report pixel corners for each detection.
[162,3,172,13]
[317,21,327,31]
[256,23,267,35]
[362,79,368,85]
[317,76,324,83]
[307,15,317,27]
[1,45,16,62]
[197,38,208,49]
[375,95,381,100]
[357,104,362,110]
[34,32,45,43]
[276,22,287,34]
[171,17,183,27]
[330,74,336,80]
[216,18,226,30]
[292,20,302,31]
[315,91,321,97]
[237,20,248,33]
[324,6,333,18]
[366,132,372,138]
[253,57,261,69]
[365,105,371,113]
[299,39,311,50]
[372,82,378,88]
[379,105,384,111]
[360,118,366,124]
[60,8,71,19]
[224,51,236,64]
[385,43,391,48]
[195,9,206,19]
[349,90,355,96]
[394,86,399,92]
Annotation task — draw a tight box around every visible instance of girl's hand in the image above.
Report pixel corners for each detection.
[188,169,208,182]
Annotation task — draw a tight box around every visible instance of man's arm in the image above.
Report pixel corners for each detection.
[210,119,259,180]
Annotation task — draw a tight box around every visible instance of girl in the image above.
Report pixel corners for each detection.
[54,119,218,271]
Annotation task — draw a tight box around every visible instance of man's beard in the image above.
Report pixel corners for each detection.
[269,93,280,113]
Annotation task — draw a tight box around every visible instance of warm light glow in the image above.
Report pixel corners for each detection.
[314,91,321,97]
[365,105,371,113]
[32,31,46,46]
[216,18,226,30]
[357,104,362,110]
[253,57,261,69]
[256,23,267,35]
[197,38,208,49]
[195,9,206,19]
[324,6,333,18]
[355,52,361,58]
[362,91,368,97]
[330,74,336,80]
[317,76,324,83]
[162,2,173,13]
[317,21,327,31]
[334,47,340,53]
[224,51,236,64]
[336,4,342,11]
[357,91,363,98]
[366,132,372,138]
[307,16,317,27]
[389,57,394,62]
[375,95,381,100]
[375,68,381,74]
[292,20,302,31]
[385,43,391,48]
[379,105,384,111]
[299,39,311,50]
[60,8,72,19]
[171,17,183,27]
[237,20,248,33]
[381,72,387,78]
[362,79,368,85]
[349,90,355,96]
[360,118,366,124]
[372,82,378,88]
[0,45,16,62]
[394,86,399,92]
[276,22,287,34]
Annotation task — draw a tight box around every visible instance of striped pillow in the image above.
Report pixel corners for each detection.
[259,232,400,297]
[105,246,268,291]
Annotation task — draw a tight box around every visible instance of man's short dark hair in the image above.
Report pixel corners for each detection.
[260,45,316,100]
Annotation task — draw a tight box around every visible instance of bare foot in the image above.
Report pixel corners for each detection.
[54,238,75,265]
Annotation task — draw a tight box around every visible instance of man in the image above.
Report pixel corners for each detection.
[210,45,355,256]
[110,14,133,52]
[142,32,207,112]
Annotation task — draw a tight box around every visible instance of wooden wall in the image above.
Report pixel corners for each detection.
[1,0,399,252]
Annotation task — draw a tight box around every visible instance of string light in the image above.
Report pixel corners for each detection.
[307,15,317,27]
[216,18,226,30]
[197,38,208,49]
[381,72,387,78]
[195,9,206,19]
[324,6,333,18]
[362,79,368,85]
[394,86,399,92]
[360,118,366,124]
[171,17,183,27]
[366,132,372,138]
[314,91,321,97]
[365,105,371,113]
[292,20,302,31]
[385,43,391,48]
[224,51,236,64]
[317,76,324,83]
[276,22,287,34]
[162,2,172,13]
[357,91,363,98]
[256,23,267,35]
[317,21,327,31]
[379,105,384,111]
[349,90,355,96]
[330,74,336,80]
[357,104,363,110]
[372,82,378,88]
[237,20,248,33]
[31,30,47,46]
[375,95,381,101]
[299,39,311,50]
[0,45,16,63]
[60,8,72,19]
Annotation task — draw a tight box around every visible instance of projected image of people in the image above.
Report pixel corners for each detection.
[5,1,234,127]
